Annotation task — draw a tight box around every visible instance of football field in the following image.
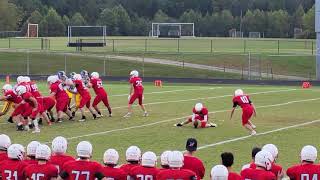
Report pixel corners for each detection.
[0,82,319,178]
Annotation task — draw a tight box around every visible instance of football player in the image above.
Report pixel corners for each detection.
[262,144,284,179]
[221,152,241,180]
[240,150,276,180]
[157,151,197,180]
[49,136,75,173]
[120,146,141,179]
[124,70,148,118]
[102,149,127,180]
[160,151,171,169]
[24,141,40,165]
[182,138,205,179]
[241,147,261,170]
[0,134,11,162]
[286,145,320,180]
[230,89,257,135]
[89,72,112,117]
[24,144,59,180]
[58,141,105,180]
[210,165,229,180]
[175,103,217,128]
[130,151,159,179]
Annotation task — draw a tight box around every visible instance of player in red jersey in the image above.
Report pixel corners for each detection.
[160,151,171,170]
[58,141,105,180]
[24,76,42,98]
[0,144,28,180]
[130,151,159,180]
[262,144,284,179]
[210,165,229,180]
[89,72,112,117]
[182,138,205,179]
[157,151,197,180]
[241,147,261,170]
[0,134,11,162]
[69,74,97,121]
[25,141,40,165]
[124,70,148,118]
[241,150,276,180]
[175,103,217,128]
[221,152,241,180]
[102,149,127,180]
[287,145,320,180]
[41,96,56,123]
[120,146,142,179]
[24,144,58,180]
[49,136,75,173]
[48,75,73,123]
[230,89,257,135]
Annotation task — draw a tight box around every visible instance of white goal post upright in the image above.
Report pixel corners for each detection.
[27,23,38,38]
[151,23,195,37]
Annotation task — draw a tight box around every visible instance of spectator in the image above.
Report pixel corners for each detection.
[160,151,171,169]
[287,145,320,180]
[262,144,284,179]
[210,165,229,180]
[221,152,241,180]
[49,136,75,172]
[102,148,126,180]
[182,138,205,179]
[242,147,261,170]
[0,134,11,162]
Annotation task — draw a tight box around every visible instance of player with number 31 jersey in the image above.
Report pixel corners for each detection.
[230,89,257,136]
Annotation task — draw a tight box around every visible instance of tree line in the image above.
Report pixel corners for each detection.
[0,0,316,38]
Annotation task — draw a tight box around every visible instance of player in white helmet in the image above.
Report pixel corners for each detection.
[287,145,320,180]
[175,102,217,128]
[262,144,284,179]
[101,149,126,179]
[49,136,75,172]
[130,151,159,179]
[210,165,229,180]
[157,151,197,179]
[160,151,171,169]
[0,134,11,162]
[120,145,142,177]
[25,141,40,164]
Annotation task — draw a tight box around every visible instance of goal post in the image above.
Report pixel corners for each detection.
[27,23,38,38]
[67,26,107,49]
[151,23,195,38]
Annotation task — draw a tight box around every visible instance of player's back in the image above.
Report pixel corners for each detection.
[182,155,205,179]
[24,163,58,180]
[90,78,106,95]
[51,82,68,99]
[130,77,144,94]
[0,159,28,179]
[24,159,38,165]
[0,153,8,162]
[49,154,75,172]
[74,80,90,97]
[157,169,197,180]
[287,163,320,180]
[120,163,141,179]
[28,82,42,98]
[241,168,276,180]
[228,172,241,180]
[233,95,252,108]
[192,107,208,117]
[5,90,22,104]
[102,166,127,180]
[130,166,159,180]
[61,160,104,180]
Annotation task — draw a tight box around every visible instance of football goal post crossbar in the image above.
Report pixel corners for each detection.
[67,26,107,44]
[151,23,194,37]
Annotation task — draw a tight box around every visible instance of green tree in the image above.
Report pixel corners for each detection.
[153,10,170,22]
[303,5,315,38]
[266,10,290,37]
[70,12,86,26]
[0,0,19,31]
[180,10,202,35]
[62,15,70,27]
[28,10,43,24]
[41,8,65,36]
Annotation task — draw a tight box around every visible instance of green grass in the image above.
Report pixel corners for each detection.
[0,82,319,179]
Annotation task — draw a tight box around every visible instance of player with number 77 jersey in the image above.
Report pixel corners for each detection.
[230,89,257,136]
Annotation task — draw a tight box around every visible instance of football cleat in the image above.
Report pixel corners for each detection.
[123,113,131,118]
[72,111,76,117]
[93,114,97,120]
[57,119,63,123]
[7,117,13,123]
[109,114,112,117]
[174,123,183,127]
[16,125,24,131]
[96,114,103,118]
[252,124,257,129]
[250,130,257,136]
[143,112,148,117]
[79,116,86,122]
[32,128,40,133]
[209,123,217,127]
[38,119,43,125]
[28,123,34,129]
[24,125,30,131]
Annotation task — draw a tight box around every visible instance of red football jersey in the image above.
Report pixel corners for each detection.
[24,159,38,165]
[129,77,144,95]
[24,163,58,180]
[27,82,42,98]
[49,154,75,172]
[102,166,127,180]
[60,160,104,180]
[228,172,241,180]
[21,92,37,107]
[233,95,252,109]
[0,159,28,180]
[248,162,282,178]
[73,80,90,97]
[129,166,160,180]
[120,163,141,179]
[50,82,69,100]
[192,107,208,118]
[0,153,8,162]
[287,163,320,180]
[241,168,276,180]
[182,155,205,179]
[4,90,22,104]
[157,169,197,180]
[90,78,107,96]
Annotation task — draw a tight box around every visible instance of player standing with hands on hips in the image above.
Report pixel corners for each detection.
[124,70,148,118]
[230,89,257,135]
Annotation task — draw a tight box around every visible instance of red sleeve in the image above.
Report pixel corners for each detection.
[202,108,208,115]
[22,92,32,100]
[90,79,96,88]
[198,160,205,179]
[286,166,296,179]
[50,84,58,94]
[50,165,59,177]
[129,78,135,84]
[192,107,196,113]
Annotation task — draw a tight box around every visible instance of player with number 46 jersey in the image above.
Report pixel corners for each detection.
[230,89,257,136]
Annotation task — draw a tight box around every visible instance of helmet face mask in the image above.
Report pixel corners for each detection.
[255,150,274,171]
[8,144,25,160]
[16,85,27,96]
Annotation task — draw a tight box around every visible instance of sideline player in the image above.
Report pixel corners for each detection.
[175,103,216,128]
[124,70,148,118]
[50,136,75,172]
[230,89,257,135]
[129,151,159,179]
[102,149,127,179]
[89,72,112,117]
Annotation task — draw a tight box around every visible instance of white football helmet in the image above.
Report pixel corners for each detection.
[126,146,141,161]
[301,145,317,162]
[73,74,82,81]
[103,149,119,165]
[168,151,184,168]
[7,144,25,160]
[255,150,273,170]
[27,141,40,157]
[52,136,68,154]
[17,76,24,84]
[234,89,244,96]
[160,151,171,166]
[91,72,99,79]
[36,144,51,160]
[262,144,278,160]
[2,84,12,93]
[195,103,203,112]
[25,76,31,83]
[141,151,157,167]
[210,165,229,180]
[0,134,11,150]
[76,141,92,158]
[15,85,27,95]
[47,76,54,84]
[130,70,139,77]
